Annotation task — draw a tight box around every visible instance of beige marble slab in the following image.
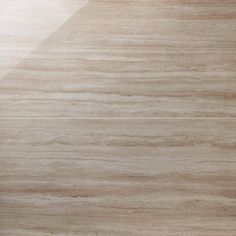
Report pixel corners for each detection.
[0,1,236,235]
[0,0,236,117]
[0,119,235,235]
[0,0,88,80]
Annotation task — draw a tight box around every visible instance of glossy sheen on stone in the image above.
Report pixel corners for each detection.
[0,1,236,236]
[0,0,235,117]
[0,0,88,80]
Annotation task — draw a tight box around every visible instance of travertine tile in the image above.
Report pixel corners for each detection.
[0,0,88,80]
[0,0,235,117]
[0,119,235,235]
[0,1,235,235]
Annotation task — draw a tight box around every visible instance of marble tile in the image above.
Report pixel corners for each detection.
[0,0,88,80]
[0,1,235,235]
[0,119,235,235]
[0,0,235,117]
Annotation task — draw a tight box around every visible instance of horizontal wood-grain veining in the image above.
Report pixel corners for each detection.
[0,0,88,80]
[0,1,236,235]
[0,0,235,117]
[0,119,236,235]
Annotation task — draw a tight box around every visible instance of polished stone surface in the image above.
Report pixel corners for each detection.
[0,1,235,235]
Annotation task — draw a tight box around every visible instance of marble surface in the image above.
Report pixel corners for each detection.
[0,0,236,235]
[0,0,235,117]
[0,0,88,80]
[1,119,236,235]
